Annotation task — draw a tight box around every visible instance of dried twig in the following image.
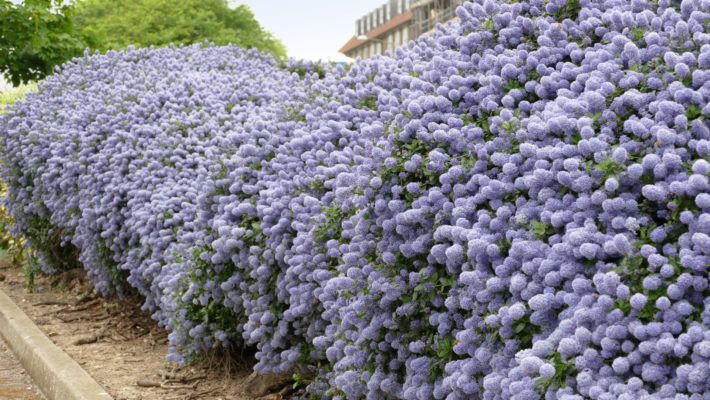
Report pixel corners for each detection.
[113,329,129,341]
[45,299,100,318]
[63,299,101,313]
[165,387,217,400]
[160,382,199,390]
[39,306,70,316]
[185,388,218,400]
[92,312,111,322]
[137,378,198,390]
[164,374,207,384]
[56,310,106,323]
[56,314,82,323]
[132,329,149,338]
[33,300,69,306]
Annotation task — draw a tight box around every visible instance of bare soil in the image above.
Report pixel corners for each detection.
[0,258,280,400]
[0,335,45,400]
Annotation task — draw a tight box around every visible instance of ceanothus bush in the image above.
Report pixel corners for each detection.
[2,0,710,399]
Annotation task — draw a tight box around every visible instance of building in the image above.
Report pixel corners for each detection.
[339,0,464,59]
[409,0,465,38]
[339,0,412,60]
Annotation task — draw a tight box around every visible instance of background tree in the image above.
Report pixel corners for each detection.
[73,0,286,58]
[0,0,86,86]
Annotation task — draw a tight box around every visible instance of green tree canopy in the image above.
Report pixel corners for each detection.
[0,0,85,86]
[73,0,286,58]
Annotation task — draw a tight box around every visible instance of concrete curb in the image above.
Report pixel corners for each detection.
[0,289,113,400]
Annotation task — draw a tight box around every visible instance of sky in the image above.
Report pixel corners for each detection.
[234,0,387,61]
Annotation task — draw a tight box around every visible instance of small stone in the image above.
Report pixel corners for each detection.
[136,378,161,388]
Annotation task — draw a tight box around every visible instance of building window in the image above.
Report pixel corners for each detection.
[402,27,409,44]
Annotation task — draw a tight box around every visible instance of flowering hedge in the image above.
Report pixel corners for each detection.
[3,0,710,399]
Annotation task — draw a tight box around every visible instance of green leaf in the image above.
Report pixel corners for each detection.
[555,0,581,21]
[70,0,286,58]
[595,157,626,180]
[0,0,86,85]
[685,104,704,121]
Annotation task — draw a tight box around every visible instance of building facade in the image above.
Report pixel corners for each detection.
[339,0,463,59]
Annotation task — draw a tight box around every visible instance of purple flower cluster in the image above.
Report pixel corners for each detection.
[3,0,710,398]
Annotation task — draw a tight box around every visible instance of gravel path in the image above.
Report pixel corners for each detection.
[0,335,45,400]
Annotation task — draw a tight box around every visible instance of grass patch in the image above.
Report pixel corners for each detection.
[0,83,37,113]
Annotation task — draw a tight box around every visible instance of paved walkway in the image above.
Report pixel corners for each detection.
[0,336,44,400]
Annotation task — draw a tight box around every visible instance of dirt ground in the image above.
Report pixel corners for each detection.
[0,258,288,400]
[0,335,45,400]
